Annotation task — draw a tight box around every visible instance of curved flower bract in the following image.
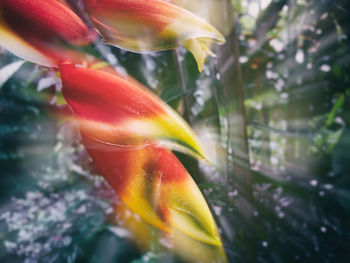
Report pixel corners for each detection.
[114,204,228,263]
[168,0,235,36]
[60,63,206,159]
[83,0,225,71]
[0,0,96,67]
[83,136,222,247]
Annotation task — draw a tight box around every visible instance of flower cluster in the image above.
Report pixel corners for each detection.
[0,0,226,261]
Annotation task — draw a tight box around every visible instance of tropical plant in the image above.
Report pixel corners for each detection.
[0,0,228,262]
[1,0,350,263]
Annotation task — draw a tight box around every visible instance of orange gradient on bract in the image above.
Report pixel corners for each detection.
[59,63,206,159]
[0,0,97,66]
[83,136,222,247]
[83,0,225,71]
[113,202,228,263]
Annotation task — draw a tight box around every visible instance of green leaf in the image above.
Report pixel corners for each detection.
[325,94,344,128]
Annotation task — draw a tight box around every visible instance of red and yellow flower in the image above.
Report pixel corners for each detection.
[0,0,96,67]
[83,0,225,71]
[83,136,222,246]
[114,203,227,263]
[59,63,206,159]
[57,62,224,256]
[1,2,226,260]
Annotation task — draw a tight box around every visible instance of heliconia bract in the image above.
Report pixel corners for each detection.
[59,63,207,159]
[113,203,228,263]
[0,1,226,259]
[83,0,225,71]
[0,0,96,67]
[83,136,222,246]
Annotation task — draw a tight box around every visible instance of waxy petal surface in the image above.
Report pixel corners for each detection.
[114,203,228,263]
[84,137,222,246]
[0,0,96,66]
[84,0,225,71]
[60,64,206,159]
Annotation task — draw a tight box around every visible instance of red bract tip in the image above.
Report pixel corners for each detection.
[1,0,95,44]
[83,0,225,71]
[0,0,97,66]
[83,136,222,246]
[59,65,207,159]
